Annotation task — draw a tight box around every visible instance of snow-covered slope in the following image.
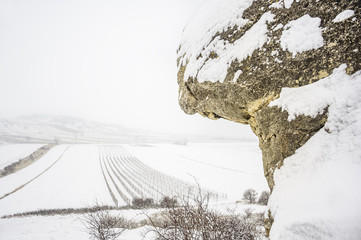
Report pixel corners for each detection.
[0,212,156,240]
[0,145,112,216]
[0,114,244,144]
[268,65,361,239]
[0,115,164,144]
[0,144,44,169]
[0,145,69,199]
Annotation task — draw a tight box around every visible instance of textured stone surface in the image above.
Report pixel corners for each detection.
[177,0,360,189]
[177,0,360,235]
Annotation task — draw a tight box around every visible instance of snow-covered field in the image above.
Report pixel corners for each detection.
[0,212,157,240]
[0,145,69,200]
[0,141,267,240]
[0,144,44,170]
[0,204,266,240]
[0,145,113,216]
[127,142,267,201]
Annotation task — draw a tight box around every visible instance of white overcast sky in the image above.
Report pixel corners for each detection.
[0,0,256,139]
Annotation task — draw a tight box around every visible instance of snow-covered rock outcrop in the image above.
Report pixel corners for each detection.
[177,0,360,238]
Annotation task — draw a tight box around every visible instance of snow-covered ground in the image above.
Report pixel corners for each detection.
[0,141,267,239]
[0,144,44,170]
[0,214,90,240]
[0,204,267,240]
[0,145,69,199]
[0,142,267,216]
[0,145,114,216]
[0,213,155,240]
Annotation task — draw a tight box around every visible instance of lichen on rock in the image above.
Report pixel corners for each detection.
[177,0,360,238]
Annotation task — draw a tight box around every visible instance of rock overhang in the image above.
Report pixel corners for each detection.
[176,1,360,236]
[177,0,360,124]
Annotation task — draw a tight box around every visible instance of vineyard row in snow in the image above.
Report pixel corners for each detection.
[98,145,225,206]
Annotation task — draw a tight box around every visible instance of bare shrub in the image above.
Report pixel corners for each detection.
[146,187,264,240]
[160,196,178,208]
[242,188,258,204]
[132,197,155,209]
[258,191,270,205]
[244,208,254,218]
[81,205,128,240]
[1,205,130,218]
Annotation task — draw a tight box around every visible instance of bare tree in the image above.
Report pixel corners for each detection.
[242,188,258,204]
[258,191,270,205]
[81,205,128,240]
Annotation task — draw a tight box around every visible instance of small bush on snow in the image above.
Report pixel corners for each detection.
[81,204,130,240]
[132,197,155,209]
[146,187,264,240]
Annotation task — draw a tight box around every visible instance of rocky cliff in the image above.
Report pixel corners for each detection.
[177,0,361,238]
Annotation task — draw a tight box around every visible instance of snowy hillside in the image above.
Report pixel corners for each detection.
[0,115,166,144]
[0,144,44,170]
[0,114,245,144]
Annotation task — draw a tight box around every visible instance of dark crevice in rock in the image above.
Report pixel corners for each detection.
[252,106,329,190]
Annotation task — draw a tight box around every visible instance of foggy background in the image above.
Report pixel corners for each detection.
[0,0,256,140]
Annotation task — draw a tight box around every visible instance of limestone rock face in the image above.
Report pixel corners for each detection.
[177,0,359,189]
[177,0,360,237]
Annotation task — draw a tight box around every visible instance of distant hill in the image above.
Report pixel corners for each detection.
[0,114,246,144]
[0,114,171,144]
